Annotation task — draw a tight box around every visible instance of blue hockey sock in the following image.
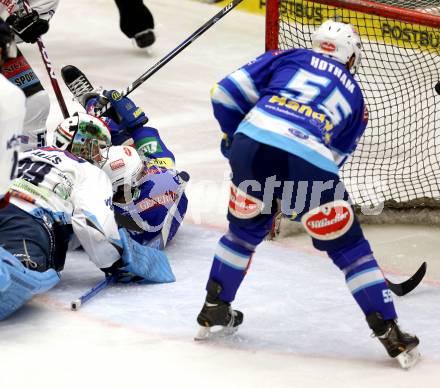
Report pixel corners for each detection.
[329,239,397,321]
[208,230,259,302]
[345,258,397,320]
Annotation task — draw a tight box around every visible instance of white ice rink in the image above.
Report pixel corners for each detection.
[1,1,439,387]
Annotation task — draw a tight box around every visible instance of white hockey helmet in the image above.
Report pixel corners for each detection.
[311,20,362,73]
[53,112,112,167]
[102,145,145,194]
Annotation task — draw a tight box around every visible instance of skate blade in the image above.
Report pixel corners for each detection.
[194,325,238,341]
[396,346,421,369]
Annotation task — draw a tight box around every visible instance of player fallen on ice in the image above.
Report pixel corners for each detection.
[0,113,175,320]
[55,87,188,247]
[194,20,420,369]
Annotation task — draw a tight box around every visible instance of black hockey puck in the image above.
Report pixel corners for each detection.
[435,82,440,95]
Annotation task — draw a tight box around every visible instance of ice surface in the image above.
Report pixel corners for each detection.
[1,0,439,387]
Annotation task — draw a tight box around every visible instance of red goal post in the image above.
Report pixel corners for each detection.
[265,0,440,215]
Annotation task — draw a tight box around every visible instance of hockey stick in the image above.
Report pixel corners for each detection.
[70,274,117,311]
[94,0,244,117]
[22,0,70,118]
[385,262,427,297]
[70,171,189,310]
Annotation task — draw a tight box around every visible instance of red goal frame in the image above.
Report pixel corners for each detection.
[265,0,440,51]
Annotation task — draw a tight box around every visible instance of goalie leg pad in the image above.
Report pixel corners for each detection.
[0,247,60,320]
[119,228,175,283]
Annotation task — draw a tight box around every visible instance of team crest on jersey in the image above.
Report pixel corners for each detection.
[301,200,354,240]
[228,183,263,219]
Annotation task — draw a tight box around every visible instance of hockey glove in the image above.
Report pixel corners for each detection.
[6,10,49,44]
[220,132,233,159]
[102,90,148,131]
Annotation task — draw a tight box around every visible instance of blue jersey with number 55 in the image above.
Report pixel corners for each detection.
[211,48,368,174]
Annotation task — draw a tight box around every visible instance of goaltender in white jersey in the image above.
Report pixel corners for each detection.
[8,146,121,268]
[0,113,175,320]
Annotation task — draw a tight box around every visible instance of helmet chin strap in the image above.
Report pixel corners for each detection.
[346,54,357,74]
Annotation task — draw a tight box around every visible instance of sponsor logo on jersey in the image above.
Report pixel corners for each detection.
[111,91,122,100]
[301,200,354,240]
[110,158,125,171]
[136,191,177,212]
[2,57,30,77]
[11,69,40,89]
[288,128,309,140]
[133,108,144,118]
[146,157,174,169]
[320,42,336,52]
[228,183,263,219]
[268,95,334,132]
[138,137,163,156]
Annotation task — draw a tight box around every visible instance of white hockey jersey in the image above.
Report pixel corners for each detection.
[0,73,25,198]
[8,147,122,269]
[0,0,60,21]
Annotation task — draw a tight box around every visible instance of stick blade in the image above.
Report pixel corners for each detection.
[386,262,427,297]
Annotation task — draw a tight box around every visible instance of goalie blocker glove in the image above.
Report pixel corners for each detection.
[6,9,49,44]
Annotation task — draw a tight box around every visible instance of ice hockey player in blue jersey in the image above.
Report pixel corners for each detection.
[65,89,188,247]
[194,20,419,369]
[101,144,188,247]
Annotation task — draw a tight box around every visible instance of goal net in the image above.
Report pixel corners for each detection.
[266,0,440,217]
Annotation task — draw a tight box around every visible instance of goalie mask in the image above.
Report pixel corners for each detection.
[102,145,146,201]
[53,113,111,167]
[311,20,362,73]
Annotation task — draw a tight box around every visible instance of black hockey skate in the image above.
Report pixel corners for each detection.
[61,65,97,107]
[195,280,243,340]
[366,312,420,369]
[134,29,155,48]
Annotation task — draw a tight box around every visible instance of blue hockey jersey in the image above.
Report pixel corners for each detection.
[211,48,368,174]
[111,126,187,246]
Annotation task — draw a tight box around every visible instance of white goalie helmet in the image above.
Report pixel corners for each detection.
[102,145,146,194]
[311,20,362,73]
[52,112,112,167]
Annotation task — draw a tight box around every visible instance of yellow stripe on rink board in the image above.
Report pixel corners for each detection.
[201,0,266,15]
[203,0,440,52]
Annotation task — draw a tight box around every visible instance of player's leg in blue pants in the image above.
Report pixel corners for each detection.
[197,133,398,335]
